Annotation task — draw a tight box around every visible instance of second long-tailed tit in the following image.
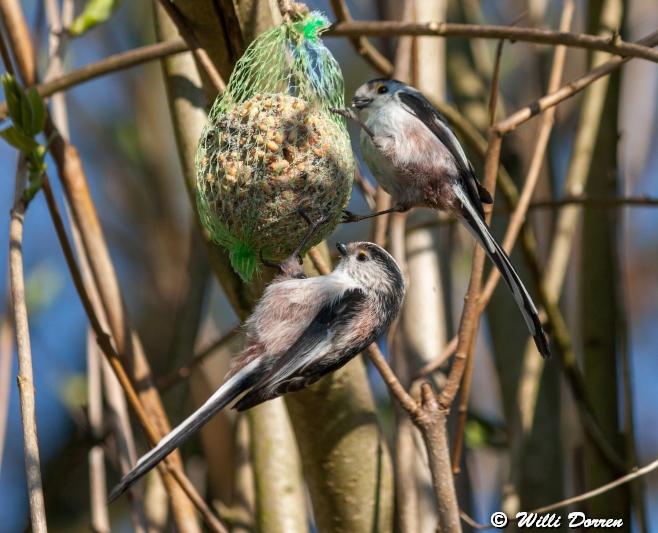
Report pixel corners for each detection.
[109,224,405,501]
[334,78,550,358]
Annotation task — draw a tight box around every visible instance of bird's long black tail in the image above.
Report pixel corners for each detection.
[454,185,550,357]
[108,359,261,502]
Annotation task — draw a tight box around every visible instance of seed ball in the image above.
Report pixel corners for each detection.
[196,93,354,266]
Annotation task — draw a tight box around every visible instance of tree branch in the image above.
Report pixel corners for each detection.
[529,195,658,209]
[327,21,658,64]
[0,40,188,121]
[495,30,658,133]
[9,159,48,533]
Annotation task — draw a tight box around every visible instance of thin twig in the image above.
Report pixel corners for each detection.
[366,345,419,416]
[155,0,225,94]
[0,40,188,121]
[495,30,658,133]
[504,5,629,514]
[47,13,146,523]
[401,195,658,245]
[529,195,658,208]
[328,0,393,75]
[327,21,658,64]
[487,41,505,125]
[9,158,48,533]
[0,16,16,75]
[0,26,652,130]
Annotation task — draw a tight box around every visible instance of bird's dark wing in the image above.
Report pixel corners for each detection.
[234,288,368,411]
[398,90,492,217]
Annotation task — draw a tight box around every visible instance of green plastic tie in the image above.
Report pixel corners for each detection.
[230,243,259,282]
[292,12,328,43]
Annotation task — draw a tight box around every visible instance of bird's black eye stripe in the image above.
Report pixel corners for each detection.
[377,85,388,94]
[356,250,369,262]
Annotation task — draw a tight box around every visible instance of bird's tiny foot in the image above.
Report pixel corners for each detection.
[260,249,284,273]
[296,208,331,229]
[341,210,362,223]
[291,209,332,263]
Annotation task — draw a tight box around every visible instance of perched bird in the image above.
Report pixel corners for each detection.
[334,78,550,357]
[109,223,405,501]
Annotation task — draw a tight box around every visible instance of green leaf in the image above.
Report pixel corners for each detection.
[69,0,120,37]
[0,125,38,152]
[2,73,24,127]
[25,88,46,136]
[20,86,33,133]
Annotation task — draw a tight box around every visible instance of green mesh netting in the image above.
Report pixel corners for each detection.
[195,12,354,281]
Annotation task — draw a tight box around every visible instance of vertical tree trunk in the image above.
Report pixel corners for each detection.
[580,0,629,522]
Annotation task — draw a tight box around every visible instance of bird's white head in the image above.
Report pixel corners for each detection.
[351,78,409,120]
[334,241,404,299]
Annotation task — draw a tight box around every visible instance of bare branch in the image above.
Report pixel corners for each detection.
[495,30,658,133]
[9,158,48,533]
[0,40,188,121]
[327,21,658,64]
[529,195,658,209]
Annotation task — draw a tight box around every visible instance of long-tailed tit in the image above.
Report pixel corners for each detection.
[334,78,550,357]
[109,222,405,501]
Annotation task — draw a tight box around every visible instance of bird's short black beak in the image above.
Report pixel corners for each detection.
[336,242,348,257]
[352,96,372,110]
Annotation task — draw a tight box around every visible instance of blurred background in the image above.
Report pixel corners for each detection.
[0,0,657,531]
